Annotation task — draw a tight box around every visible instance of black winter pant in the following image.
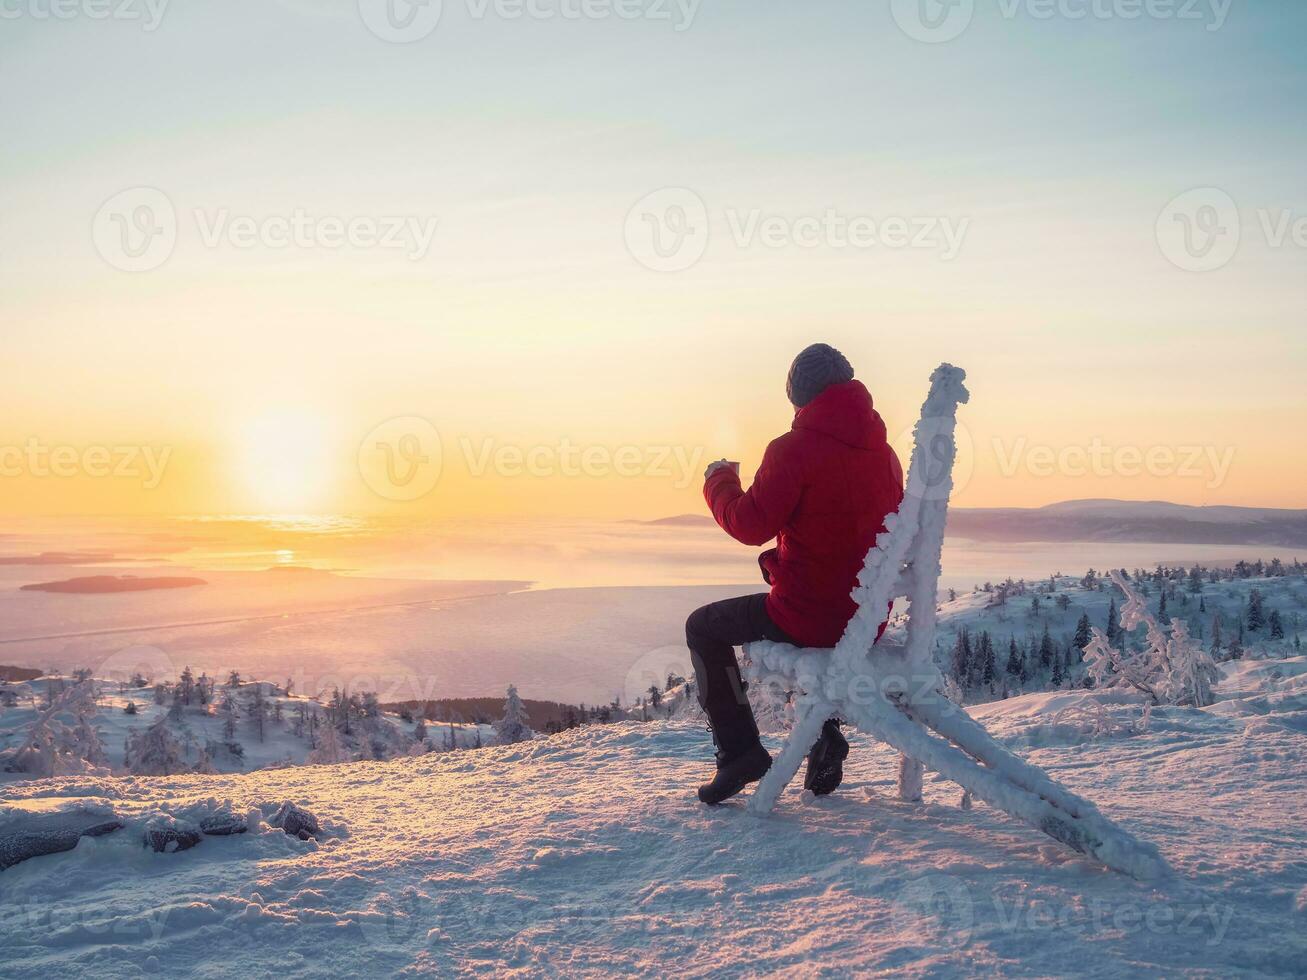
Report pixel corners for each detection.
[685,593,796,753]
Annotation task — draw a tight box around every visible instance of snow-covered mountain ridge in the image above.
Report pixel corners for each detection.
[3,658,1305,977]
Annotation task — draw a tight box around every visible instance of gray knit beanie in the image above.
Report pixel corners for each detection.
[786,343,855,408]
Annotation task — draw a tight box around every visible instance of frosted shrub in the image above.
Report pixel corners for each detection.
[1083,571,1219,707]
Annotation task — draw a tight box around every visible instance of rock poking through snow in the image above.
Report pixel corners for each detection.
[268,801,319,840]
[142,814,203,854]
[0,799,122,871]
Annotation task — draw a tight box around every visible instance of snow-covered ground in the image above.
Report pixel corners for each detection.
[3,660,1305,977]
[0,677,494,787]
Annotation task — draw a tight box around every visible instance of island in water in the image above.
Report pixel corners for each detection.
[19,575,207,594]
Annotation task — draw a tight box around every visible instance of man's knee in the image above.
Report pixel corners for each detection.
[685,603,713,648]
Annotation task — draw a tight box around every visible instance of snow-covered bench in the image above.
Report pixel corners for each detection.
[742,364,1169,881]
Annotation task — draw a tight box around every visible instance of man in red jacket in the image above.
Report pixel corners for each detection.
[688,343,904,804]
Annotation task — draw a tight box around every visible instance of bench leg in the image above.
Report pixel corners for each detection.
[747,699,834,816]
[897,755,924,803]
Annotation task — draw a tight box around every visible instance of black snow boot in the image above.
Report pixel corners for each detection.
[698,705,771,805]
[803,719,849,796]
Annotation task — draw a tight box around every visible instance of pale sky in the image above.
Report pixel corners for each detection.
[2,0,1304,517]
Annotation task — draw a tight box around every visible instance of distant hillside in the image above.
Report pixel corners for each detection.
[948,500,1307,548]
[19,575,208,594]
[383,696,593,729]
[625,514,715,528]
[0,665,42,683]
[636,500,1307,548]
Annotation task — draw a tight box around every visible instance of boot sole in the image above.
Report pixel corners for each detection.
[804,734,849,796]
[698,758,772,805]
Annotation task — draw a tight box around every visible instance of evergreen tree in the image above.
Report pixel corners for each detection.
[494,685,533,745]
[1229,619,1244,660]
[1005,636,1022,678]
[1073,613,1092,650]
[1269,609,1285,640]
[1247,589,1266,632]
[1158,590,1168,619]
[307,722,347,765]
[1105,598,1120,646]
[950,629,971,685]
[1210,613,1223,655]
[1038,623,1055,669]
[249,684,267,742]
[220,691,238,740]
[980,632,996,690]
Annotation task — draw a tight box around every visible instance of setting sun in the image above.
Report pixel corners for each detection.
[231,409,337,513]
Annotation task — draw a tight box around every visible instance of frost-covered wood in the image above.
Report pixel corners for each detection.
[743,364,1170,880]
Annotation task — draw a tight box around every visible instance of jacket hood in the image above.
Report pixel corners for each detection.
[792,380,887,450]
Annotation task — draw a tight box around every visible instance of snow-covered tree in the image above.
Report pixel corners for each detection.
[1082,570,1219,707]
[2,681,108,777]
[125,717,186,775]
[494,685,533,745]
[307,721,348,765]
[1167,620,1219,708]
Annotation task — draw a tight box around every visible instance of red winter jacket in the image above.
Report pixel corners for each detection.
[704,380,904,648]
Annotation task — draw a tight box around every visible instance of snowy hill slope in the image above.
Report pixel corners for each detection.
[3,664,1305,977]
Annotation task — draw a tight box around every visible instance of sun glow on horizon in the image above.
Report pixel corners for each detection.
[231,409,338,514]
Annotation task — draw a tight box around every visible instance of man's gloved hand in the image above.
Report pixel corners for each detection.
[704,459,738,481]
[758,547,778,585]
